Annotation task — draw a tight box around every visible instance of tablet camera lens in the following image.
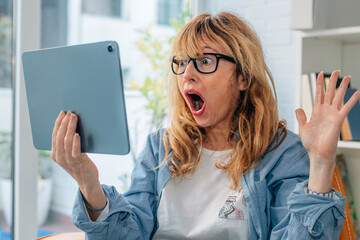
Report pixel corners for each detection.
[108,45,113,52]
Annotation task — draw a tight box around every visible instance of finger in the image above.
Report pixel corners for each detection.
[72,133,82,159]
[55,111,71,160]
[51,111,66,160]
[64,113,78,159]
[314,72,325,106]
[324,70,340,105]
[332,76,351,110]
[340,90,360,118]
[295,108,307,130]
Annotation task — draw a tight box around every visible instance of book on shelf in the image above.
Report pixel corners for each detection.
[342,88,360,141]
[309,72,347,97]
[302,72,348,118]
[301,74,313,120]
[302,72,357,141]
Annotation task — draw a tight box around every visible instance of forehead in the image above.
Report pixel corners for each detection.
[198,37,223,53]
[174,35,227,58]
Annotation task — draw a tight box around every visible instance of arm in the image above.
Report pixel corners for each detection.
[295,71,360,193]
[268,70,360,239]
[268,150,346,239]
[72,134,161,239]
[52,112,161,239]
[51,111,107,221]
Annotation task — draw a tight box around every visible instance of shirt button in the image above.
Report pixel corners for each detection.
[155,195,159,201]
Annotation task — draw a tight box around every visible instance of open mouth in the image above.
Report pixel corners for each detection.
[185,90,206,115]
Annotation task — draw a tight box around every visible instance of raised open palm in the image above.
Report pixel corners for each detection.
[295,70,360,192]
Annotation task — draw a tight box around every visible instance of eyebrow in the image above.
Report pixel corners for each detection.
[201,46,216,51]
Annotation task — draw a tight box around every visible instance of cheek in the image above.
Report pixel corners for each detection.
[177,76,184,91]
[177,78,187,101]
[226,80,241,107]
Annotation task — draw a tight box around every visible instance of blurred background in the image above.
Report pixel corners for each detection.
[1,0,360,239]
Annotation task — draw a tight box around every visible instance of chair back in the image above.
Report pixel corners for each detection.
[333,166,355,240]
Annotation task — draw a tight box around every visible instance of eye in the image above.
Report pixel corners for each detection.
[179,59,187,67]
[201,57,213,65]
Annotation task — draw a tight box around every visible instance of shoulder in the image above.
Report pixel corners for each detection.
[255,129,310,182]
[146,128,168,151]
[142,128,171,165]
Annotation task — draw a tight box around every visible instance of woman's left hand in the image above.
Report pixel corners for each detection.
[295,70,360,192]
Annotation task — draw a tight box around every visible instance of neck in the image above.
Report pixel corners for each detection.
[203,126,234,151]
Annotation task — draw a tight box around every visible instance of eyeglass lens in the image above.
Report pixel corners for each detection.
[172,54,218,74]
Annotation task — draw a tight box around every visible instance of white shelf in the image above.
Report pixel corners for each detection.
[337,140,360,149]
[301,26,360,43]
[296,2,360,231]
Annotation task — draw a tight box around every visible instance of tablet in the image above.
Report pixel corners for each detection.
[22,41,130,155]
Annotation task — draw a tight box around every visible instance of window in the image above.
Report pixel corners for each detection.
[41,0,67,48]
[0,0,13,237]
[157,0,184,25]
[82,0,129,19]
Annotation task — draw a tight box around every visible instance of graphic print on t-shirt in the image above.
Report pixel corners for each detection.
[218,188,247,220]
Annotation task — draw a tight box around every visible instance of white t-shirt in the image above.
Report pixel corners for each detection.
[153,148,249,240]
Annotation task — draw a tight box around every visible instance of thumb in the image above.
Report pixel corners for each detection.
[295,108,307,130]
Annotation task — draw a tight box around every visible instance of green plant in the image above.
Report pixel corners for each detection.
[0,15,13,88]
[0,131,11,178]
[117,2,190,192]
[38,150,53,179]
[129,0,191,131]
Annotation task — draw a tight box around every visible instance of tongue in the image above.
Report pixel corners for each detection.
[194,99,204,111]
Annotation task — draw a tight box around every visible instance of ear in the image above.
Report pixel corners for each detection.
[237,75,246,91]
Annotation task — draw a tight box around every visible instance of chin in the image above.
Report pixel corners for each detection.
[193,117,212,129]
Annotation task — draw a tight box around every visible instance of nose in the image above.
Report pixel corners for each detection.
[183,59,197,81]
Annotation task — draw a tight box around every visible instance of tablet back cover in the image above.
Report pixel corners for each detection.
[22,41,130,155]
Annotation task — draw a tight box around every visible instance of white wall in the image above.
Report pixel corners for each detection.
[197,0,298,130]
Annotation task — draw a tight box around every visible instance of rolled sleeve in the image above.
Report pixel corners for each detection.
[288,180,346,238]
[73,184,142,239]
[72,188,110,238]
[83,196,110,222]
[71,132,166,239]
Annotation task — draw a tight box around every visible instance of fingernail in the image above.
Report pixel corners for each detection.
[71,113,76,117]
[75,133,79,136]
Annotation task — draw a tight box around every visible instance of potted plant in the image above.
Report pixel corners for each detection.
[0,131,53,227]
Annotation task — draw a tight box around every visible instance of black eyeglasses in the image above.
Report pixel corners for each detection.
[171,53,236,75]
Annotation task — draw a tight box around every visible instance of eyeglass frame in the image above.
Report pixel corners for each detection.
[171,53,236,75]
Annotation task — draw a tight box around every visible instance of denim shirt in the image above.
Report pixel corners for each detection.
[72,129,346,240]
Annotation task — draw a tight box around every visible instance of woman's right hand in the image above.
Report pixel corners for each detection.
[51,111,107,217]
[51,111,98,187]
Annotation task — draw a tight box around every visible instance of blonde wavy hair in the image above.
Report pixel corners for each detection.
[162,12,286,189]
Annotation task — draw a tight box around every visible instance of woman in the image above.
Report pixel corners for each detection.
[51,12,360,239]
